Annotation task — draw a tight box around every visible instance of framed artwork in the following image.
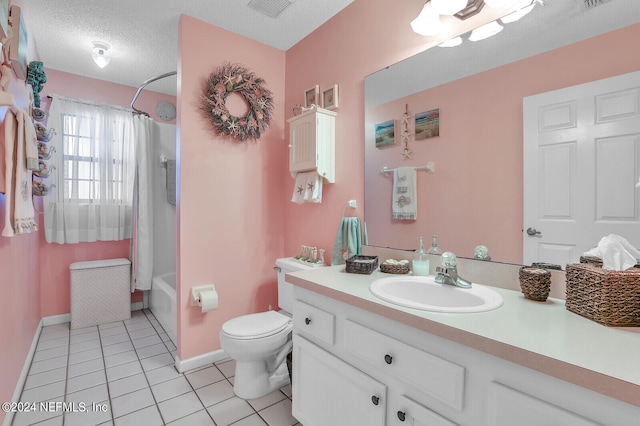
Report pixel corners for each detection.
[322,84,339,110]
[304,85,319,108]
[8,5,27,80]
[375,119,396,147]
[415,108,440,140]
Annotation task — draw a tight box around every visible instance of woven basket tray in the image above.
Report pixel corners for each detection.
[380,262,410,274]
[345,255,379,275]
[565,263,640,327]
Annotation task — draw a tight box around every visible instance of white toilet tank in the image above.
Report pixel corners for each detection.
[275,258,316,314]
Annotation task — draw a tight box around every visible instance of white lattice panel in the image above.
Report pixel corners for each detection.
[70,258,131,329]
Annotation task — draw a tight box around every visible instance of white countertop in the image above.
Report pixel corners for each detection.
[287,265,640,407]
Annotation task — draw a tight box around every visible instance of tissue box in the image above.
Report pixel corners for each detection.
[565,263,640,327]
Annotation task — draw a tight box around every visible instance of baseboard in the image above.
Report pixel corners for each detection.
[175,349,230,373]
[131,302,144,311]
[2,318,45,426]
[41,313,71,326]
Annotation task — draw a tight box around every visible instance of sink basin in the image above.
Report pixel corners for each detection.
[369,276,503,313]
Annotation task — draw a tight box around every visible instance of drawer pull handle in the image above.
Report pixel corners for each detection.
[371,395,379,406]
[304,317,311,325]
[397,411,406,422]
[384,354,393,364]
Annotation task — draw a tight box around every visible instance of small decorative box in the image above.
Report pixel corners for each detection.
[345,255,379,275]
[519,267,551,302]
[380,260,410,274]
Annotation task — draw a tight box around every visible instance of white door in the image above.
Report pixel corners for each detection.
[523,71,640,266]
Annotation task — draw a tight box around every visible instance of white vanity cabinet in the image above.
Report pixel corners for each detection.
[291,285,639,426]
[287,106,336,183]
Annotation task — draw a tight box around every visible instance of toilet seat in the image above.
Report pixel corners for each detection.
[222,311,291,340]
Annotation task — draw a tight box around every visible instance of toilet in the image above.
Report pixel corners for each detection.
[219,257,314,399]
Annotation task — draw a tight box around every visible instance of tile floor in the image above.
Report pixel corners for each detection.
[11,310,301,426]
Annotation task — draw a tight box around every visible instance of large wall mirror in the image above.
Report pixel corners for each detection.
[364,0,640,267]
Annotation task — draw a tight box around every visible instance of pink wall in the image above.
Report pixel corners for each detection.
[365,24,640,263]
[177,15,286,359]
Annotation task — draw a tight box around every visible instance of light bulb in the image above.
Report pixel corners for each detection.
[410,3,441,36]
[469,21,503,41]
[91,42,111,68]
[431,0,468,15]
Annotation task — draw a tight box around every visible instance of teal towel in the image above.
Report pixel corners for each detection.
[332,217,362,265]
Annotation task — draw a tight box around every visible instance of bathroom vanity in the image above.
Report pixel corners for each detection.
[287,266,640,426]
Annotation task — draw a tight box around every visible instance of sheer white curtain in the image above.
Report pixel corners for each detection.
[44,96,136,244]
[131,115,153,291]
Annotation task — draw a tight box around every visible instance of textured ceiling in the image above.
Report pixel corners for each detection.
[22,0,355,96]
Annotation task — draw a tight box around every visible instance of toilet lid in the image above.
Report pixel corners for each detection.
[222,311,291,340]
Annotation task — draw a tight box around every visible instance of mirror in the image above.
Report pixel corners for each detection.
[364,0,640,265]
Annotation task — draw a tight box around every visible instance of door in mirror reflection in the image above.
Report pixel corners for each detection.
[523,70,640,266]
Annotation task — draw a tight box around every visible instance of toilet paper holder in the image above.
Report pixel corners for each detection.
[191,284,216,307]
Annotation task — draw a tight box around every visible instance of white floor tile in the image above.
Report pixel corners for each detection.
[28,355,68,375]
[66,369,107,394]
[127,326,157,340]
[164,341,177,351]
[99,324,127,337]
[102,341,134,357]
[124,320,153,332]
[195,380,235,408]
[33,345,68,362]
[206,396,255,426]
[136,343,168,359]
[113,404,164,426]
[19,380,66,402]
[23,366,67,390]
[167,409,216,425]
[111,387,155,419]
[68,347,103,365]
[104,350,138,369]
[36,336,69,351]
[145,364,182,386]
[108,373,149,398]
[151,375,192,402]
[63,400,112,426]
[185,365,225,389]
[39,329,70,342]
[215,359,236,378]
[100,332,131,347]
[11,399,63,426]
[247,389,286,412]
[66,383,109,405]
[67,358,104,378]
[106,360,143,382]
[41,323,70,334]
[132,334,163,349]
[232,414,268,426]
[70,325,97,335]
[99,320,126,330]
[157,391,204,424]
[29,415,64,425]
[259,398,297,426]
[69,330,99,344]
[69,338,101,354]
[140,352,175,371]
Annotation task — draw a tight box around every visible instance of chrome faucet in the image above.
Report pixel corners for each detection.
[435,266,472,288]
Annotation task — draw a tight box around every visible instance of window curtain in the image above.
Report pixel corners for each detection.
[130,115,154,291]
[44,96,136,244]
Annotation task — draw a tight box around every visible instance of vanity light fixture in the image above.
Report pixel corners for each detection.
[438,36,463,47]
[500,0,541,23]
[91,41,111,68]
[469,20,503,41]
[410,2,442,37]
[431,0,468,16]
[484,0,521,8]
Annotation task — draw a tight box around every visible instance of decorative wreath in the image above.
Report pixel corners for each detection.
[201,63,274,142]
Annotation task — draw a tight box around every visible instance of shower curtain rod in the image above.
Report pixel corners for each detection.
[130,71,177,116]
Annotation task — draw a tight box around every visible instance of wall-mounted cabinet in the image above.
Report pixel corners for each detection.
[288,106,336,183]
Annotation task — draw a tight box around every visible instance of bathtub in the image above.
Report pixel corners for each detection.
[150,272,177,346]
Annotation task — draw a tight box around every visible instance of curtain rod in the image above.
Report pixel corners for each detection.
[47,94,134,113]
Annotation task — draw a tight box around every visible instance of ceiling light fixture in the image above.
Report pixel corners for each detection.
[410,2,441,36]
[91,41,111,68]
[431,0,468,16]
[469,20,504,41]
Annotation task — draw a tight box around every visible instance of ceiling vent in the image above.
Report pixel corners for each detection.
[580,0,612,11]
[248,0,295,18]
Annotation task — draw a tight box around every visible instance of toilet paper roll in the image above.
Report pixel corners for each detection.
[198,290,218,313]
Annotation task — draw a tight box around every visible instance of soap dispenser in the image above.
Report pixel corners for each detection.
[413,236,430,276]
[427,235,442,256]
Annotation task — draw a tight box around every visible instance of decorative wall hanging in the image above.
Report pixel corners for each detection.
[322,84,339,110]
[201,63,274,142]
[375,119,396,147]
[415,108,440,140]
[27,61,47,108]
[304,85,319,108]
[400,104,412,159]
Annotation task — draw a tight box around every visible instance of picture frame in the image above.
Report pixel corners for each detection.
[415,108,440,140]
[322,84,339,110]
[304,85,319,108]
[8,5,27,80]
[375,119,396,147]
[0,0,9,40]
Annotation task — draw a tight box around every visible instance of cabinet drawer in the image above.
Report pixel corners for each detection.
[487,382,598,426]
[396,395,458,426]
[344,319,464,411]
[293,300,335,346]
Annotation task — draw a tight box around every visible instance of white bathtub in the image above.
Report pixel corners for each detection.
[150,272,177,346]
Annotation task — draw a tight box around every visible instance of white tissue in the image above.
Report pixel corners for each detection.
[583,234,640,271]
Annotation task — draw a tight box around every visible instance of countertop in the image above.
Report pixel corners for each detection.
[286,265,640,407]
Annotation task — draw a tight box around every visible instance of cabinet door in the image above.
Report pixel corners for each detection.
[394,395,458,426]
[487,382,599,426]
[289,113,318,173]
[292,334,386,426]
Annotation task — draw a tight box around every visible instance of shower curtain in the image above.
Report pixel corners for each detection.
[130,115,153,291]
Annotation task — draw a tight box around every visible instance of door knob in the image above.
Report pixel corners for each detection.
[304,317,311,325]
[384,354,393,364]
[526,227,542,236]
[397,411,406,422]
[371,395,379,406]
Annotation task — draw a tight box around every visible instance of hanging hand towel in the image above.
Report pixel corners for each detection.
[392,166,417,220]
[291,172,308,204]
[303,171,323,203]
[1,107,39,237]
[332,217,362,265]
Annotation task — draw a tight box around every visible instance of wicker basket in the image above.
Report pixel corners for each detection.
[579,255,640,269]
[345,255,379,274]
[519,267,551,302]
[565,263,640,327]
[531,262,562,271]
[380,262,410,274]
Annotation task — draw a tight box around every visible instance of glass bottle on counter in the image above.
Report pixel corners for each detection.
[427,235,442,256]
[413,236,430,276]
